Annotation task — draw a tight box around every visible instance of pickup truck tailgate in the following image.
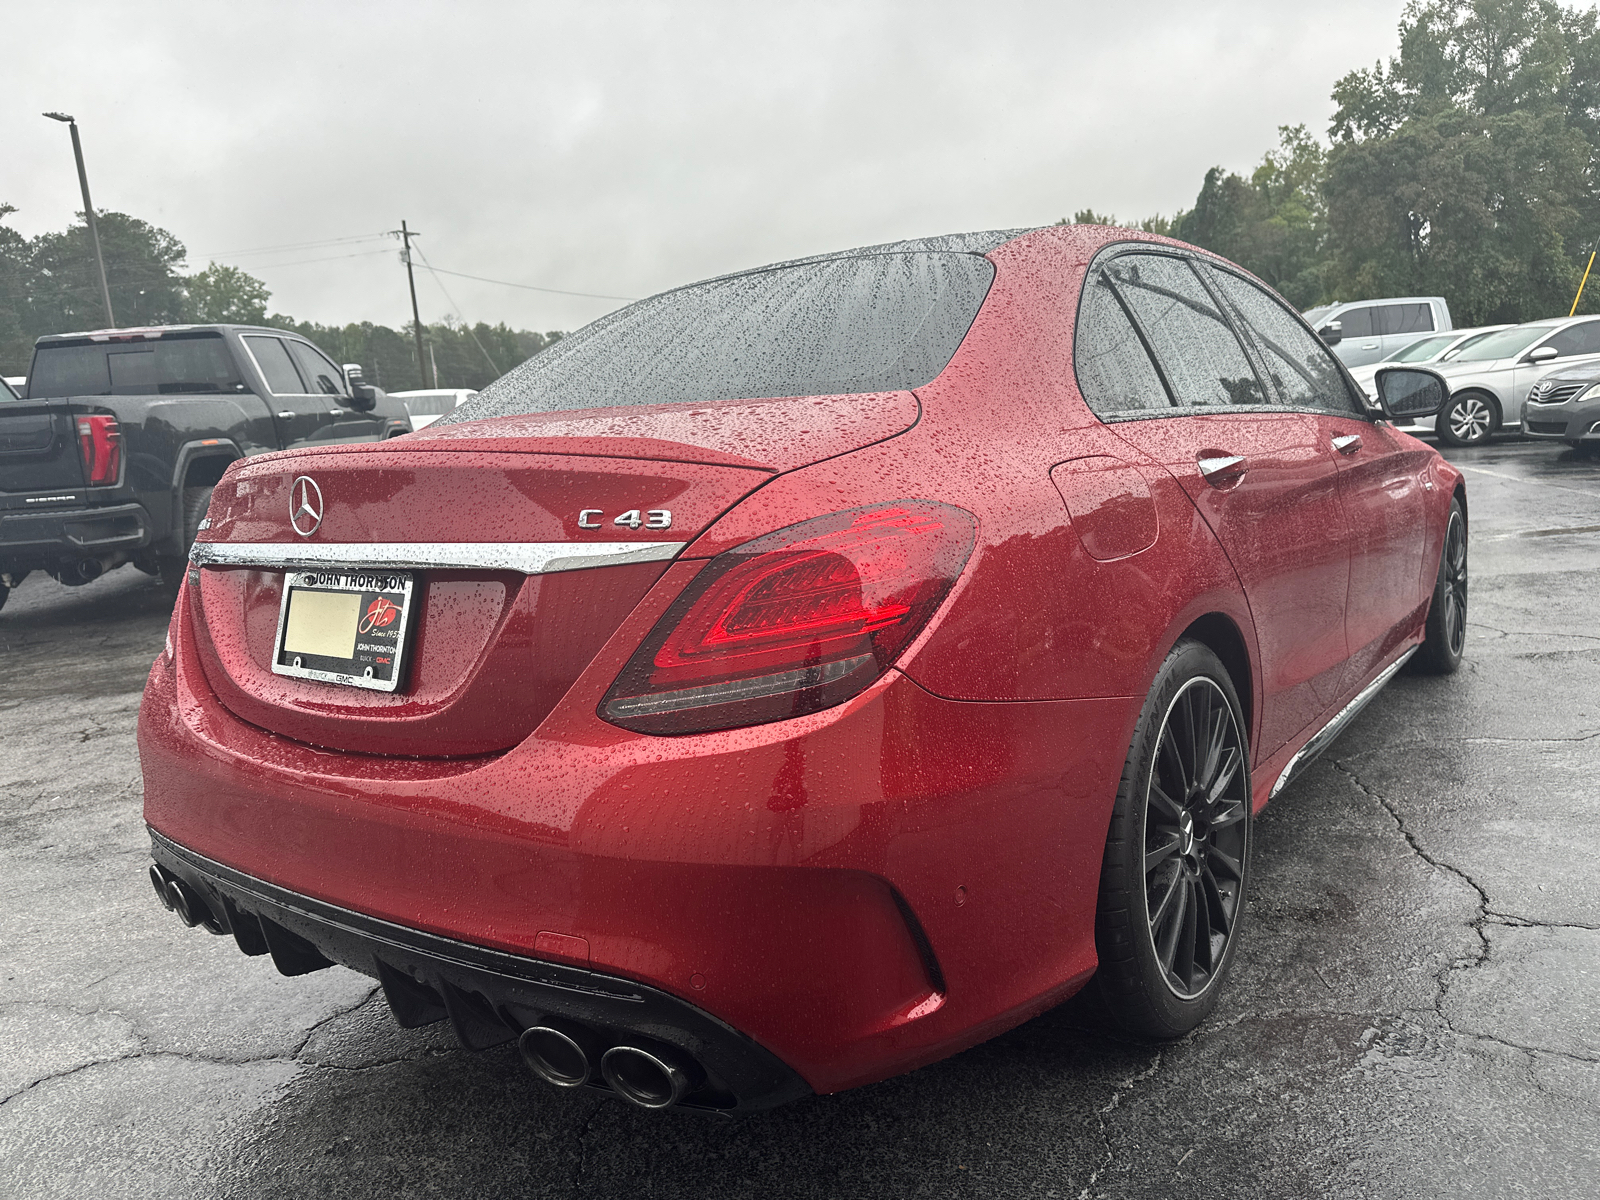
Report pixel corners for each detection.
[0,400,88,498]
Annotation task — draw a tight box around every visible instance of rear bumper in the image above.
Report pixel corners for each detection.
[0,501,151,567]
[148,830,810,1115]
[139,574,1128,1098]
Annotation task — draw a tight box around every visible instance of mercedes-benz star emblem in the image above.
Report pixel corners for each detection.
[289,476,323,537]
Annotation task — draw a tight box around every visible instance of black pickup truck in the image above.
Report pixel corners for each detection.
[0,324,412,611]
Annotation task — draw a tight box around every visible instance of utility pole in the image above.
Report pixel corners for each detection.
[43,112,114,328]
[396,221,427,389]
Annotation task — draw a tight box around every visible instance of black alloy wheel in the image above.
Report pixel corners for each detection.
[1437,392,1496,446]
[1413,499,1468,674]
[1095,639,1252,1037]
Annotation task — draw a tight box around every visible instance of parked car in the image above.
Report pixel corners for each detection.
[1346,325,1511,399]
[389,387,478,430]
[1303,296,1454,367]
[1522,363,1600,454]
[140,227,1466,1115]
[0,324,412,611]
[1424,316,1600,445]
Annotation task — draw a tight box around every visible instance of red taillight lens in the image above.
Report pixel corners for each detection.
[602,501,976,735]
[76,415,121,485]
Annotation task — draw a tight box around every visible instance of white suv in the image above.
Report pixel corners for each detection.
[1419,317,1600,446]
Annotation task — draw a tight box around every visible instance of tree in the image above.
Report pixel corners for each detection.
[185,263,270,324]
[1324,0,1600,320]
[0,204,31,375]
[28,210,189,333]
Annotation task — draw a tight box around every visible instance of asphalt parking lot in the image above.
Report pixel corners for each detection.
[2,439,1597,1199]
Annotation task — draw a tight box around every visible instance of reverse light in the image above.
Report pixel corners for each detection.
[601,501,976,735]
[76,415,121,485]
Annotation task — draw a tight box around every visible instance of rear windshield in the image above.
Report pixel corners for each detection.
[1444,325,1554,363]
[450,252,995,421]
[27,333,243,397]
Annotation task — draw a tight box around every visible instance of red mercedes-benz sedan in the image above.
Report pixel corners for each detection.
[139,225,1466,1115]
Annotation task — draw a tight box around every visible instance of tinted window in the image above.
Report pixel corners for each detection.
[27,333,242,397]
[1206,267,1362,416]
[452,252,994,420]
[1544,321,1600,357]
[1104,254,1264,409]
[243,336,308,395]
[1336,307,1374,338]
[287,340,346,396]
[1074,274,1170,415]
[1376,303,1433,336]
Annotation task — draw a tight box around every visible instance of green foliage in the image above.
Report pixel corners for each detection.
[1066,2,1600,322]
[28,209,189,334]
[186,263,270,324]
[0,205,564,382]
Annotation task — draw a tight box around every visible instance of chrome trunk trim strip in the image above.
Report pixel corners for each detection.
[188,540,687,575]
[1270,645,1419,800]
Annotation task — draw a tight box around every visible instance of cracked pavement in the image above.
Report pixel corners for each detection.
[2,440,1597,1197]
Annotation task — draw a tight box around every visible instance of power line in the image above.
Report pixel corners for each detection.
[208,247,395,269]
[193,232,392,258]
[419,264,637,302]
[412,246,503,377]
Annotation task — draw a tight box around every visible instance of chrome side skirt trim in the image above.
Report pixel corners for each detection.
[188,540,687,575]
[1270,645,1418,800]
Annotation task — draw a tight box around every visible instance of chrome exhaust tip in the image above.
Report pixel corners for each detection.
[600,1045,694,1110]
[518,1023,596,1089]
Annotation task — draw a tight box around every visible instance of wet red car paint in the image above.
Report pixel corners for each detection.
[139,225,1463,1103]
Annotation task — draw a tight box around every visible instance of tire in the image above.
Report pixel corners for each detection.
[1436,392,1497,446]
[1094,639,1253,1038]
[159,485,213,601]
[1411,498,1467,675]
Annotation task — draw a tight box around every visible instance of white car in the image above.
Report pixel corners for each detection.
[1412,317,1600,446]
[389,387,478,430]
[1346,326,1511,399]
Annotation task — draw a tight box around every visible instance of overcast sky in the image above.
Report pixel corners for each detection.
[5,0,1408,334]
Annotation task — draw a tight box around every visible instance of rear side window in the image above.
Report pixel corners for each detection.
[452,252,994,420]
[27,333,242,397]
[1336,307,1374,338]
[243,336,308,395]
[1205,266,1363,416]
[1377,304,1434,335]
[1103,254,1264,409]
[1073,274,1170,414]
[1544,320,1600,357]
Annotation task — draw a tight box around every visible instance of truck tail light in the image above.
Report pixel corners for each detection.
[76,415,121,485]
[601,501,975,735]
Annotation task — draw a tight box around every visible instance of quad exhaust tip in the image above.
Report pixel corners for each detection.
[518,1023,596,1089]
[600,1045,693,1110]
[519,1022,699,1110]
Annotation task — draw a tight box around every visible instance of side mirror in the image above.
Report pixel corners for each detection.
[1527,345,1559,363]
[1373,366,1449,420]
[1318,320,1343,347]
[349,382,380,412]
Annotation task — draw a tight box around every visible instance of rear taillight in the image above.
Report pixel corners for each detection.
[602,501,975,735]
[76,415,121,485]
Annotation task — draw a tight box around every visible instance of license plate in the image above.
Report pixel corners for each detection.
[271,569,416,691]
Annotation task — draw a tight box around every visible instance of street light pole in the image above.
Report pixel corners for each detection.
[43,112,115,328]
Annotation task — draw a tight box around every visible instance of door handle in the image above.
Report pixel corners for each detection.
[1361,342,1379,350]
[276,410,295,420]
[1197,453,1247,487]
[1332,434,1363,455]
